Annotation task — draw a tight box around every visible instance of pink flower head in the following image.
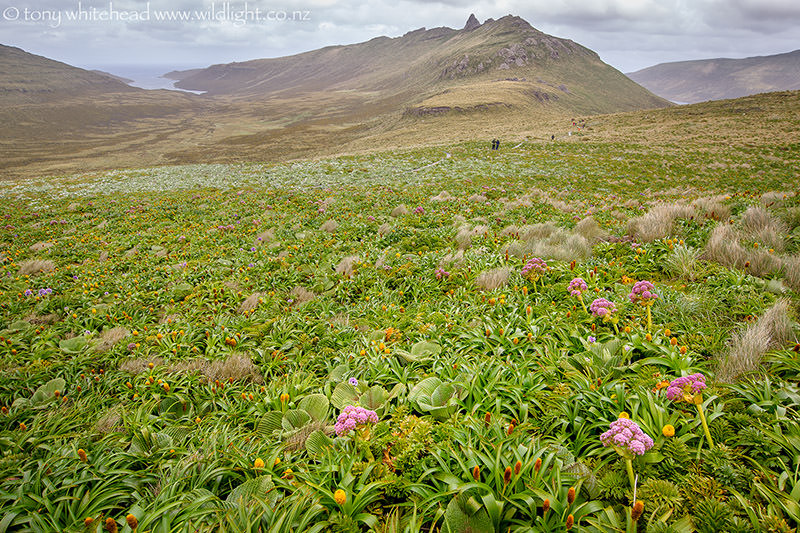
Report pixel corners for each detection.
[600,418,654,457]
[334,405,379,436]
[666,373,707,402]
[589,298,617,318]
[568,277,588,296]
[522,257,548,280]
[629,280,658,304]
[435,268,450,280]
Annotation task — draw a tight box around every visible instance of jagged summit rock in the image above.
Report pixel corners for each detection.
[463,14,480,31]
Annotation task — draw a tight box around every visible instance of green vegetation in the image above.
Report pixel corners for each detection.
[1,136,799,532]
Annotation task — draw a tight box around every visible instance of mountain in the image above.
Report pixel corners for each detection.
[0,44,139,103]
[169,14,669,115]
[627,50,800,103]
[1,15,671,178]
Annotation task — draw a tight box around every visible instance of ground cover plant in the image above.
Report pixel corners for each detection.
[1,136,799,532]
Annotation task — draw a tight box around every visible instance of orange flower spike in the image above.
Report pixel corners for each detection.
[503,466,512,485]
[566,514,574,530]
[534,457,542,473]
[567,486,576,505]
[472,465,480,481]
[542,498,550,514]
[631,501,645,521]
[105,518,118,533]
[126,514,139,531]
[514,460,522,475]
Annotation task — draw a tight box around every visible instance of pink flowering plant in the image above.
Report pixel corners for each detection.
[521,257,548,290]
[666,373,714,448]
[601,417,654,489]
[628,280,658,331]
[335,405,379,460]
[568,277,589,312]
[589,297,620,333]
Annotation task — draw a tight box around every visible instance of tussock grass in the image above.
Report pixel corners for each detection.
[200,354,264,384]
[519,222,557,242]
[119,357,165,374]
[664,245,702,281]
[574,216,607,243]
[528,232,591,261]
[253,228,275,245]
[760,191,794,207]
[29,241,53,252]
[18,259,55,275]
[320,219,339,233]
[121,354,263,383]
[390,204,409,217]
[93,327,129,353]
[455,227,472,250]
[692,195,730,221]
[468,194,487,203]
[717,299,797,382]
[476,267,510,291]
[705,223,782,277]
[288,286,315,305]
[440,250,465,269]
[627,203,696,242]
[238,293,262,314]
[378,223,392,236]
[335,255,360,278]
[431,190,455,201]
[93,407,123,435]
[783,256,800,291]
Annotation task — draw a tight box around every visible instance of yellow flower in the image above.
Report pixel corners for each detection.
[254,458,265,469]
[618,412,629,419]
[662,425,675,437]
[334,489,347,505]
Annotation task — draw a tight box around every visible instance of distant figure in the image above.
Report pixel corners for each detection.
[551,134,555,140]
[491,139,500,150]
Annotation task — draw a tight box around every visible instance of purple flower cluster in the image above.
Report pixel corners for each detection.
[414,206,425,215]
[568,277,588,296]
[435,268,450,280]
[521,257,548,279]
[589,298,617,318]
[601,418,654,456]
[629,280,658,304]
[37,288,53,297]
[666,373,707,402]
[334,405,379,437]
[348,377,359,386]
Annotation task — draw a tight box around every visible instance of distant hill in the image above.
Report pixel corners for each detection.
[627,50,800,103]
[1,15,672,178]
[169,14,669,116]
[0,44,139,103]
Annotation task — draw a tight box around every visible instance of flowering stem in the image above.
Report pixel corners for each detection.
[613,322,620,335]
[625,458,636,490]
[696,403,714,448]
[646,305,652,332]
[578,294,588,314]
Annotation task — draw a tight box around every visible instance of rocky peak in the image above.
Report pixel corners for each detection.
[463,14,481,31]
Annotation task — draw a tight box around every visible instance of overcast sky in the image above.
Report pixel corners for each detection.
[2,0,799,75]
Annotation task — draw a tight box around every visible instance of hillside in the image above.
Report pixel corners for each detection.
[170,14,669,115]
[627,49,800,103]
[1,15,672,178]
[0,44,139,103]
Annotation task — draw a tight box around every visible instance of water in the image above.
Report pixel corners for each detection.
[87,65,206,94]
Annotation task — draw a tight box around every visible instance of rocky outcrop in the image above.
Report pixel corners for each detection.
[464,14,481,31]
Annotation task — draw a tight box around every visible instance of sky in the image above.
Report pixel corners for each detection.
[2,0,799,77]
